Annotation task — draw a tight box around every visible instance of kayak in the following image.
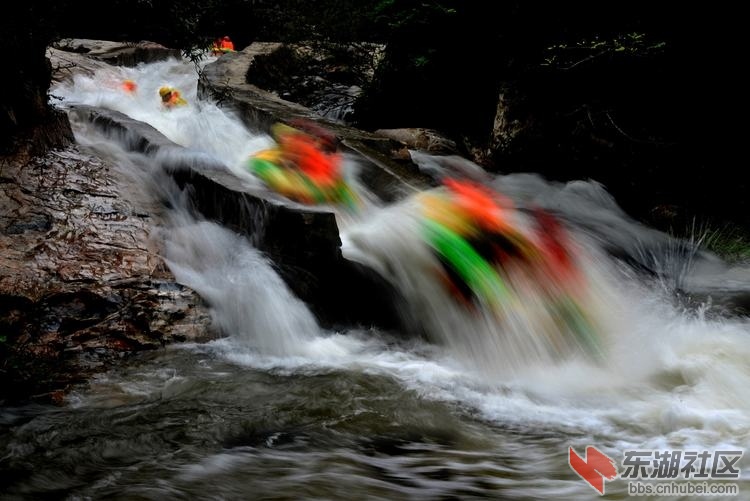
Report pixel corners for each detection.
[248,149,359,209]
[418,178,604,358]
[422,218,510,307]
[159,86,187,108]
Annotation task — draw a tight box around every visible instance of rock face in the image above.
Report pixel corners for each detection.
[0,145,214,403]
[53,39,181,68]
[374,128,458,155]
[0,39,219,403]
[245,41,385,123]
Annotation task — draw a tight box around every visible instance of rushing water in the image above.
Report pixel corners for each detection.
[2,55,749,500]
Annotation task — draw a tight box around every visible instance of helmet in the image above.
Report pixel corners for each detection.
[122,80,137,92]
[159,86,172,98]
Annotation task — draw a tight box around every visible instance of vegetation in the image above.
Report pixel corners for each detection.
[690,222,750,263]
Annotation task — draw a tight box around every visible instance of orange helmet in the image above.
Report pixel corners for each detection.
[122,80,137,93]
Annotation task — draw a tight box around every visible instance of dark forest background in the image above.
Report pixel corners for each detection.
[2,0,746,232]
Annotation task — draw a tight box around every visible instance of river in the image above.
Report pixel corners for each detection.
[2,55,749,500]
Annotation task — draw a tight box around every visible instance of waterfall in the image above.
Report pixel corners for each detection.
[49,54,750,463]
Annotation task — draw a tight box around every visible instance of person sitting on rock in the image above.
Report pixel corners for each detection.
[212,36,235,55]
[220,36,235,52]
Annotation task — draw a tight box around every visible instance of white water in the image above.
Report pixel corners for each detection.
[52,56,273,183]
[341,195,623,376]
[52,55,750,496]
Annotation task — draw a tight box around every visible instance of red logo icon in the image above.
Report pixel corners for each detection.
[569,446,618,494]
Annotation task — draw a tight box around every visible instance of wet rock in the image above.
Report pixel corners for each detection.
[245,41,384,123]
[374,128,459,155]
[47,47,114,84]
[4,213,52,235]
[0,145,214,403]
[48,39,181,88]
[53,39,181,67]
